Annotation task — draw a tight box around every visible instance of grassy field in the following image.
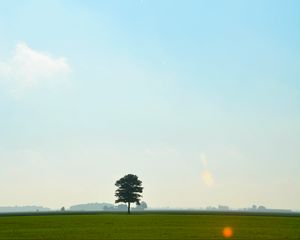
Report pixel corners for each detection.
[0,212,299,239]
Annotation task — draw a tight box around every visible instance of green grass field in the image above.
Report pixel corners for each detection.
[0,213,299,239]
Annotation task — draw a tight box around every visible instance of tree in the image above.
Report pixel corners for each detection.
[115,174,143,214]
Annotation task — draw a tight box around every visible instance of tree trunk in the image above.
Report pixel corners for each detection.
[127,202,131,214]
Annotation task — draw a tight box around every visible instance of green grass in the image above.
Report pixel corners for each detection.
[0,213,299,239]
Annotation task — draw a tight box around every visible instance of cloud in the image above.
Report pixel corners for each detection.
[200,153,214,187]
[0,42,70,97]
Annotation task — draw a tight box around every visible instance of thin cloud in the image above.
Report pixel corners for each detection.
[0,42,70,97]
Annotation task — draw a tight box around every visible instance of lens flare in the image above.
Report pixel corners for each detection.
[222,227,233,238]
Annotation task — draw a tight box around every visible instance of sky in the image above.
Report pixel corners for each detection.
[0,0,299,210]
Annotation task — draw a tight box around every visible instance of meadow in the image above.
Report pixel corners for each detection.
[0,212,299,239]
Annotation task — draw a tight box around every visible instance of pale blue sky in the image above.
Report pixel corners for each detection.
[0,0,299,209]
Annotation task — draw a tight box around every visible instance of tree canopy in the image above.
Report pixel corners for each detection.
[115,174,143,214]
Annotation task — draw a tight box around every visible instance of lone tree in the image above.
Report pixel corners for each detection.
[115,174,143,214]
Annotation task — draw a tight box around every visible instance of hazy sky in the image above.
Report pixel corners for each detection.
[0,0,299,210]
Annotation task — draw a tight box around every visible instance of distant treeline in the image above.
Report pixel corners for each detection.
[0,203,293,213]
[69,203,114,211]
[0,206,50,212]
[0,202,148,213]
[70,202,148,211]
